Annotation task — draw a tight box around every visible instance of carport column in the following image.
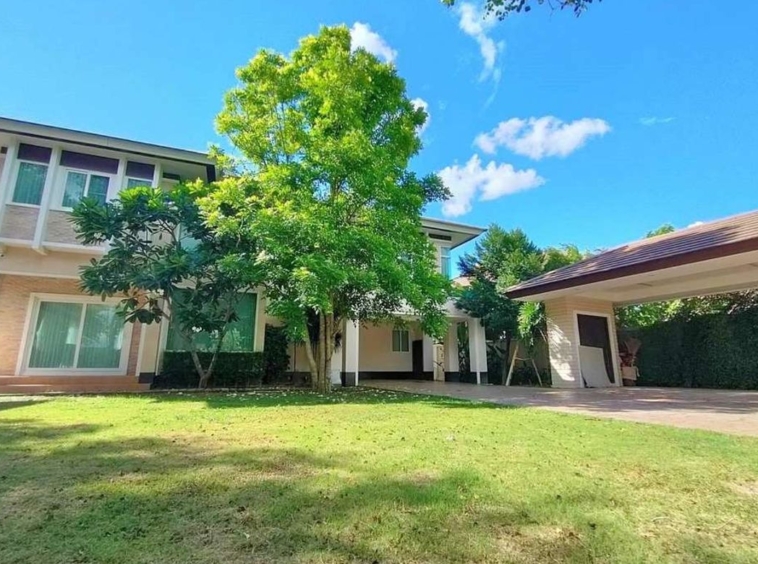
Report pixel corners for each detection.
[468,319,488,384]
[444,322,460,382]
[343,320,360,387]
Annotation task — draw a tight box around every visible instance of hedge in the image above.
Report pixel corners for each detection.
[153,324,291,389]
[155,351,265,389]
[622,308,758,389]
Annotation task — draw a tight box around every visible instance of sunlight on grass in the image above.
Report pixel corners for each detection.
[1,389,757,563]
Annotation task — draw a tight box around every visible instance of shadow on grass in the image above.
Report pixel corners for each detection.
[140,387,514,411]
[0,421,590,563]
[0,399,48,412]
[0,412,749,563]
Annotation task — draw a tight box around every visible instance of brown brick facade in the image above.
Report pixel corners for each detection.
[0,275,141,376]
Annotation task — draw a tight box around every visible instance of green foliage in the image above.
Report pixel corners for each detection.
[203,26,451,392]
[442,0,599,19]
[262,325,291,384]
[157,352,265,389]
[456,226,584,384]
[625,308,758,389]
[71,183,264,388]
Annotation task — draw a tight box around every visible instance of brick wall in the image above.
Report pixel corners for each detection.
[0,205,38,240]
[0,275,141,376]
[45,210,79,244]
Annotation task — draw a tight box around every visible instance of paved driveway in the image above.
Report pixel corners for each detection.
[363,380,758,437]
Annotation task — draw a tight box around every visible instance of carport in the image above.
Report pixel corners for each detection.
[506,210,758,389]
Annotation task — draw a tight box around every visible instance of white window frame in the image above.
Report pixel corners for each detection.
[440,246,452,278]
[124,176,153,190]
[54,167,116,211]
[7,158,50,208]
[18,293,133,376]
[391,327,410,353]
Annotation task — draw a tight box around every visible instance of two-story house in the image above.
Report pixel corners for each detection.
[0,117,487,393]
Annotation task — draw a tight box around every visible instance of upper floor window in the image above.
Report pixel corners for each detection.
[57,150,118,209]
[125,161,155,189]
[392,328,410,352]
[10,144,52,206]
[440,246,452,279]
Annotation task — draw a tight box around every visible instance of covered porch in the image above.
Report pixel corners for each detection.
[506,210,758,389]
[287,307,489,387]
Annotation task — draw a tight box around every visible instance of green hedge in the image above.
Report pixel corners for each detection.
[154,324,291,389]
[156,351,265,389]
[624,308,758,389]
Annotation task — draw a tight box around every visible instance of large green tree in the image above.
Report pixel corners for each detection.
[456,226,582,383]
[72,183,264,388]
[443,0,599,19]
[202,26,451,393]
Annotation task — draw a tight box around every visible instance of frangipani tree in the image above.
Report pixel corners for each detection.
[202,26,451,393]
[72,183,264,388]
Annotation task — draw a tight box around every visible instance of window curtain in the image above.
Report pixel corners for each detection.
[28,302,124,369]
[166,292,256,352]
[13,162,48,205]
[440,247,452,279]
[87,175,110,205]
[392,329,409,352]
[62,171,87,208]
[77,304,123,368]
[28,302,83,368]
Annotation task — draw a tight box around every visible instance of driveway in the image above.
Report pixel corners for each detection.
[363,380,758,437]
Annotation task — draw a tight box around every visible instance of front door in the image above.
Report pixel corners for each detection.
[577,314,615,386]
[412,340,424,379]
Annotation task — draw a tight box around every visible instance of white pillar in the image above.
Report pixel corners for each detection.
[0,139,18,236]
[422,333,434,378]
[253,293,266,352]
[468,319,488,385]
[32,145,62,253]
[343,320,360,386]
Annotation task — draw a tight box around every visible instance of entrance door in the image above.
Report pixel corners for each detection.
[412,340,424,379]
[577,314,615,386]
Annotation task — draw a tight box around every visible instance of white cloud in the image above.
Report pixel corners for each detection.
[475,116,611,160]
[640,116,675,126]
[349,22,397,63]
[439,155,545,217]
[455,3,504,83]
[687,221,704,228]
[411,98,430,134]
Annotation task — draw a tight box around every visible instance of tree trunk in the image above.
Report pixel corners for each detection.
[500,334,512,385]
[189,349,210,389]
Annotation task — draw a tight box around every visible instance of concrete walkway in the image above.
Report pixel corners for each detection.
[363,380,758,437]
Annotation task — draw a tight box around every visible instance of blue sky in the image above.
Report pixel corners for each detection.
[2,0,757,260]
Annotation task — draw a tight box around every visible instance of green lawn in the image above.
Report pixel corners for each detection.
[1,389,757,563]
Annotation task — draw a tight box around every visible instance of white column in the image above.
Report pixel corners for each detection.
[468,319,488,385]
[343,320,360,386]
[152,162,163,189]
[422,333,434,377]
[329,332,343,386]
[0,139,18,235]
[253,292,266,352]
[32,145,62,253]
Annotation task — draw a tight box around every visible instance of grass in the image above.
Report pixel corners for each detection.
[1,388,757,563]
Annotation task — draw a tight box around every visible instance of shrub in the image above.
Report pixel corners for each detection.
[156,351,264,389]
[623,308,758,389]
[262,325,290,384]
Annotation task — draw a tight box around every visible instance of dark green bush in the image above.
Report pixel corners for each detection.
[156,351,264,389]
[623,308,758,389]
[262,325,290,384]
